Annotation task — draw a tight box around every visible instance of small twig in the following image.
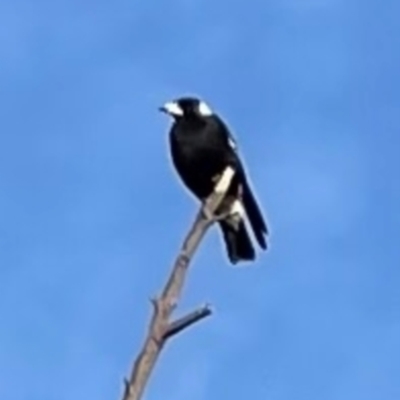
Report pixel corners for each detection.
[163,304,213,340]
[121,166,234,400]
[123,379,131,400]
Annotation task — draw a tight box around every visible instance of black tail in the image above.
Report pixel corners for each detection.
[219,220,255,265]
[242,180,268,249]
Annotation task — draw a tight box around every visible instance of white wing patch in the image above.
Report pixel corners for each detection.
[214,166,235,194]
[228,135,237,150]
[229,199,245,218]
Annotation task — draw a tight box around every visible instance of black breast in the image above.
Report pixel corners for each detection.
[169,118,235,199]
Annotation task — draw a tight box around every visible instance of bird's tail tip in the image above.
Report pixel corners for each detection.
[220,220,256,266]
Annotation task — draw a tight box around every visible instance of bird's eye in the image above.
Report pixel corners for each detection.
[198,101,213,116]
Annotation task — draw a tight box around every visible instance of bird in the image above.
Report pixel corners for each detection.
[159,96,269,265]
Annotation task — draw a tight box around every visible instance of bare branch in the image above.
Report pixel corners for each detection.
[163,304,213,340]
[121,166,234,400]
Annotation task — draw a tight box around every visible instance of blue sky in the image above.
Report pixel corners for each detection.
[0,0,399,399]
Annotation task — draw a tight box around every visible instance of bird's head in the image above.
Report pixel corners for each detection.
[159,96,214,121]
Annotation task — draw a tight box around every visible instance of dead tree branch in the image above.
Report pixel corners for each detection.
[163,304,212,340]
[121,166,235,400]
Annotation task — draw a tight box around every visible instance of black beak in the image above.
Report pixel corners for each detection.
[158,106,167,113]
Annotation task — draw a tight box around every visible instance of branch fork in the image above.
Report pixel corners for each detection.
[121,166,235,400]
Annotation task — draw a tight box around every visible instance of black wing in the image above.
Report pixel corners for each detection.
[211,115,239,154]
[213,115,269,249]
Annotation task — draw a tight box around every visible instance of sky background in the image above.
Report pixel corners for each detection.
[0,0,399,399]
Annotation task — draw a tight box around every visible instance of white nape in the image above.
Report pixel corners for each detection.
[198,100,213,116]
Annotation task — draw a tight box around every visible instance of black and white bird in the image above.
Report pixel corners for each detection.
[159,96,268,264]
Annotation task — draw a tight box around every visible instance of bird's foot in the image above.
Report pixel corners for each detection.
[213,210,231,222]
[201,202,230,222]
[201,202,215,221]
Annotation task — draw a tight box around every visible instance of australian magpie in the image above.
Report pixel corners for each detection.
[159,96,268,264]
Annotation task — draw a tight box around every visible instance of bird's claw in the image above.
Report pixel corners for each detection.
[201,203,215,221]
[201,203,230,222]
[213,210,231,222]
